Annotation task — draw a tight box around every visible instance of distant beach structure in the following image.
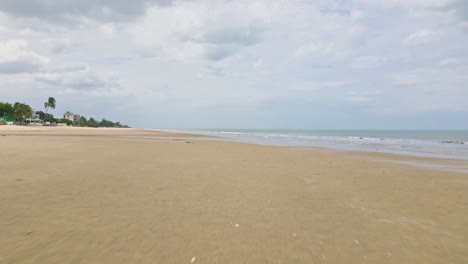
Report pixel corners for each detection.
[0,116,16,125]
[25,113,41,125]
[63,111,81,123]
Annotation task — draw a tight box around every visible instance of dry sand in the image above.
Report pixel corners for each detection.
[0,126,467,263]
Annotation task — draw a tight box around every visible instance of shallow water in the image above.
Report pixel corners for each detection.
[157,129,468,160]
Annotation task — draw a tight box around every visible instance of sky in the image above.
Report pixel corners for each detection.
[0,0,467,129]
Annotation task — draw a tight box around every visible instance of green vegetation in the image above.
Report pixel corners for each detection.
[78,116,88,127]
[44,97,56,114]
[59,118,73,126]
[35,111,55,122]
[0,98,130,128]
[0,102,14,117]
[12,102,33,122]
[80,116,129,128]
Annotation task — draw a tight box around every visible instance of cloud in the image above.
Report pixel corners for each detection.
[36,67,119,91]
[439,58,458,67]
[378,0,468,22]
[129,1,281,63]
[404,30,435,45]
[0,0,173,23]
[0,60,43,74]
[434,0,468,21]
[0,0,467,128]
[452,0,468,20]
[39,38,75,54]
[350,56,388,69]
[366,0,451,9]
[294,42,335,58]
[0,39,49,74]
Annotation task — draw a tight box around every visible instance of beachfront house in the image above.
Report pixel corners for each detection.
[25,113,41,125]
[63,111,81,123]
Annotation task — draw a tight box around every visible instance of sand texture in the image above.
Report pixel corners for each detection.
[0,127,467,263]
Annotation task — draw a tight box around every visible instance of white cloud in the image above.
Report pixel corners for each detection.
[36,66,120,92]
[129,1,271,63]
[0,39,50,64]
[0,39,50,74]
[350,56,388,69]
[294,42,335,58]
[0,0,467,128]
[404,30,435,45]
[439,57,458,67]
[361,0,451,9]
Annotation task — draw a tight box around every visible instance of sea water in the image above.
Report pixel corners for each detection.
[175,129,468,160]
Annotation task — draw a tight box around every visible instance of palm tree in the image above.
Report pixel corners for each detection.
[44,97,56,114]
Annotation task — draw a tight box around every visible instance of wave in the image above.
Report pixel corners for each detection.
[441,140,465,145]
[219,131,246,135]
[181,129,468,160]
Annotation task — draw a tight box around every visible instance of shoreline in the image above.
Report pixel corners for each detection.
[146,128,468,173]
[148,128,468,161]
[2,125,468,173]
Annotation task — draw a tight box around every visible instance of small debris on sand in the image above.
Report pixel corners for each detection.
[354,240,360,244]
[191,257,196,263]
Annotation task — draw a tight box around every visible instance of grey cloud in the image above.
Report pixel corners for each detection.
[102,56,135,65]
[0,60,43,74]
[202,26,263,46]
[433,0,468,21]
[203,46,235,61]
[51,43,67,54]
[205,65,225,77]
[195,26,264,62]
[176,22,265,62]
[65,75,107,90]
[47,65,88,73]
[450,0,468,20]
[36,67,118,91]
[0,0,174,23]
[49,41,74,54]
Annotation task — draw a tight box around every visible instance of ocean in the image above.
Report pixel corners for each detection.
[171,129,468,160]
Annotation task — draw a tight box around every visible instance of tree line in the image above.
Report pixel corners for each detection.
[0,102,33,122]
[77,116,129,128]
[0,98,130,128]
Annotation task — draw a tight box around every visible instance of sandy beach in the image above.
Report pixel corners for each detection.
[0,126,467,263]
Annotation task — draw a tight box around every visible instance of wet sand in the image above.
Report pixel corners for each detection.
[0,127,467,263]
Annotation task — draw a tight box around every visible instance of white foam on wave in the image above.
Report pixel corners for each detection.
[219,131,246,135]
[190,130,468,160]
[153,129,467,160]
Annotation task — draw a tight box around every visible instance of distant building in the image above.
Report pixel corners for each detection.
[63,111,81,123]
[25,112,41,125]
[63,111,74,121]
